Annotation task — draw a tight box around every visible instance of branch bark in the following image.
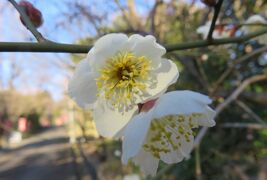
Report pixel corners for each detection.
[207,0,224,40]
[0,28,266,53]
[211,45,267,94]
[194,73,267,147]
[221,123,267,129]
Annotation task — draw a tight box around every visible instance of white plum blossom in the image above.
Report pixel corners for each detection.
[122,91,216,176]
[68,33,179,137]
[241,15,267,44]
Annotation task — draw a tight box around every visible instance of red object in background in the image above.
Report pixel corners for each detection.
[18,0,43,28]
[18,117,28,132]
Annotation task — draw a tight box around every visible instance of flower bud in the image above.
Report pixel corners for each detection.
[18,0,43,28]
[201,0,218,7]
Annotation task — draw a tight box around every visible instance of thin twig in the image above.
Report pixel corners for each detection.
[194,73,267,147]
[0,28,266,53]
[221,123,267,129]
[8,0,48,42]
[195,146,202,180]
[235,100,266,125]
[211,46,267,94]
[207,0,224,40]
[114,0,134,30]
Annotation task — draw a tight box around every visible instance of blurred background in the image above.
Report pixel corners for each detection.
[0,0,267,179]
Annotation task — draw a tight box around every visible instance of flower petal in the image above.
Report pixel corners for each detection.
[130,35,166,68]
[122,111,153,164]
[160,149,184,164]
[68,59,98,109]
[88,33,128,69]
[152,90,214,118]
[180,134,194,157]
[93,99,138,138]
[194,106,216,127]
[131,149,159,176]
[143,59,179,102]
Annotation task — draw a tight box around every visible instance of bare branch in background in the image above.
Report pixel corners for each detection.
[194,73,267,147]
[114,0,134,30]
[149,0,163,35]
[235,100,266,125]
[212,46,267,94]
[0,28,266,53]
[243,92,267,106]
[207,0,224,40]
[221,123,267,129]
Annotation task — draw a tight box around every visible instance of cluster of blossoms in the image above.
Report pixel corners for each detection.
[68,33,216,176]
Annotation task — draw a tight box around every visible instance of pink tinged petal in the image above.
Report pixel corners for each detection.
[122,111,153,164]
[130,35,166,68]
[132,149,159,177]
[139,99,158,112]
[88,33,128,69]
[68,59,98,109]
[93,99,138,138]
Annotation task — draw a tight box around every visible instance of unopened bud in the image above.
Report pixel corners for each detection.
[201,0,218,7]
[18,0,43,28]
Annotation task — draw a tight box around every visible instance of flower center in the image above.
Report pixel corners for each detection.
[96,52,153,112]
[142,113,202,158]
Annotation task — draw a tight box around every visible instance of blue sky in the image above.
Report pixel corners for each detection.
[0,0,195,100]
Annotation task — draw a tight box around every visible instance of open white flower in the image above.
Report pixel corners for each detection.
[122,91,216,176]
[241,15,267,44]
[68,33,179,137]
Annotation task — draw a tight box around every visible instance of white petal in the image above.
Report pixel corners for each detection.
[160,149,184,164]
[122,111,153,164]
[196,25,209,39]
[180,134,194,157]
[88,33,128,69]
[68,59,98,109]
[244,15,267,24]
[130,35,166,68]
[152,90,213,118]
[144,59,179,102]
[93,99,138,138]
[195,106,216,127]
[131,149,159,177]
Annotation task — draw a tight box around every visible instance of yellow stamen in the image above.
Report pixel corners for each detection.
[96,52,154,111]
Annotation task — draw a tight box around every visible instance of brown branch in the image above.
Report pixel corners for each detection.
[194,73,267,147]
[235,100,266,125]
[0,28,266,53]
[211,45,267,94]
[149,0,163,35]
[221,123,267,129]
[114,0,134,30]
[207,0,224,40]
